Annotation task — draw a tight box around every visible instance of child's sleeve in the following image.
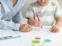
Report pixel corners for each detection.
[24,6,34,19]
[54,1,62,17]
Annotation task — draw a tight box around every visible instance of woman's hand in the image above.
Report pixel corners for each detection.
[19,24,32,32]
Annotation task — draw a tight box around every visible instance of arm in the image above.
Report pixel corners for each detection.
[12,12,21,23]
[0,1,20,31]
[0,18,20,31]
[51,17,62,33]
[51,1,62,32]
[55,17,62,26]
[28,18,41,27]
[0,0,32,32]
[0,12,32,32]
[12,12,32,32]
[25,6,41,27]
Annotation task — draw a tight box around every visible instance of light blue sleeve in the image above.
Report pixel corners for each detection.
[0,19,20,31]
[13,0,25,16]
[0,0,21,31]
[0,12,20,31]
[12,12,22,31]
[12,12,21,23]
[0,0,26,31]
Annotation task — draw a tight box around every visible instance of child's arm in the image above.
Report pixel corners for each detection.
[24,5,41,27]
[51,1,62,33]
[55,17,62,26]
[51,17,62,32]
[28,18,41,27]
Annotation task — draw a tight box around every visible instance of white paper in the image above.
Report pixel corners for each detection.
[17,26,62,46]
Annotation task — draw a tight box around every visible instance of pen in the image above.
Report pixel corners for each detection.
[0,36,21,40]
[0,36,12,40]
[36,13,42,28]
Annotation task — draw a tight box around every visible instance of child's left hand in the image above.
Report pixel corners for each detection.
[51,24,61,33]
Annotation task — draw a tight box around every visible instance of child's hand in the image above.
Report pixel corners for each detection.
[28,18,41,27]
[34,20,41,27]
[19,24,32,32]
[51,24,60,33]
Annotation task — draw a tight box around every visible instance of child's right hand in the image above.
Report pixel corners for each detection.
[34,20,41,27]
[28,18,41,27]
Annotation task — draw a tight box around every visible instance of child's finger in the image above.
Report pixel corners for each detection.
[35,23,41,27]
[57,29,60,32]
[51,26,54,31]
[54,28,58,32]
[55,28,59,33]
[51,26,57,32]
[51,26,55,32]
[53,27,58,32]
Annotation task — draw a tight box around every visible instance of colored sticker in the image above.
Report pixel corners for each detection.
[42,42,46,44]
[32,45,35,46]
[35,37,41,40]
[44,39,51,42]
[32,40,40,44]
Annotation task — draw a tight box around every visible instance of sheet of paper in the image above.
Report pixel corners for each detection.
[17,26,62,46]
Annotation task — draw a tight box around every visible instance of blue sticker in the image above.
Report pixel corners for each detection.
[44,39,51,42]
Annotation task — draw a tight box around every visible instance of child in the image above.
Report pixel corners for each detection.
[25,0,62,32]
[0,0,32,32]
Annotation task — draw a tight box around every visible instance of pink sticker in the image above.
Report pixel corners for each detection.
[35,37,41,40]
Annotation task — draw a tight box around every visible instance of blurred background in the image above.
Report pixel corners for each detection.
[20,0,62,24]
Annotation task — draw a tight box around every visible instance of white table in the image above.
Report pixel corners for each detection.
[17,26,62,46]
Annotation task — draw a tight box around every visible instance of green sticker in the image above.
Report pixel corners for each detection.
[32,40,40,44]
